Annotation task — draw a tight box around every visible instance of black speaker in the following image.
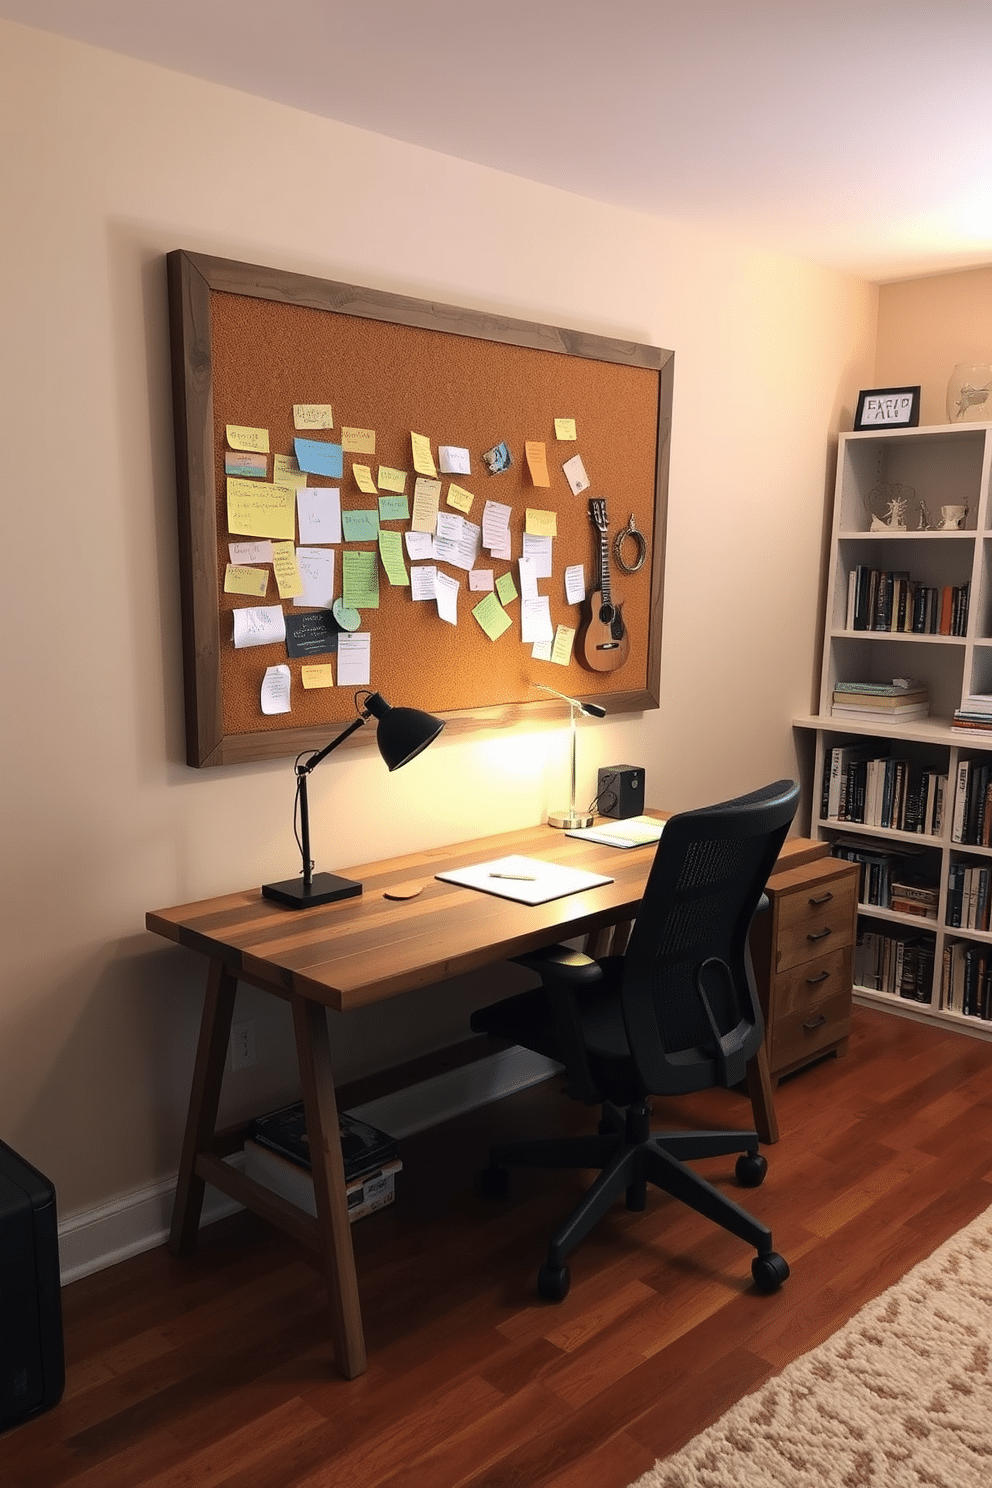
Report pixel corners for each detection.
[0,1140,64,1432]
[596,764,645,820]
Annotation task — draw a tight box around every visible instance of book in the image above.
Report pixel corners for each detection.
[244,1140,402,1223]
[565,815,664,849]
[250,1102,398,1181]
[831,704,929,722]
[831,692,927,709]
[833,679,924,696]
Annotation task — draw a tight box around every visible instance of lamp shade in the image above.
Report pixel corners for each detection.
[364,692,445,770]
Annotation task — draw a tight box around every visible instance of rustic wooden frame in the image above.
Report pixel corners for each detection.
[167,249,672,767]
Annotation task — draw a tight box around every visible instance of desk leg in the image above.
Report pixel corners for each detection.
[169,959,238,1257]
[745,1043,779,1146]
[292,996,367,1380]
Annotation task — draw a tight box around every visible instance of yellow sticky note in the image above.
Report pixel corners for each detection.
[378,466,407,494]
[352,463,378,494]
[526,508,558,538]
[411,432,437,477]
[525,441,551,487]
[293,405,333,430]
[412,476,441,533]
[301,663,335,689]
[551,624,576,666]
[224,564,269,597]
[554,418,577,441]
[227,424,270,453]
[342,427,375,454]
[273,453,307,488]
[447,483,474,514]
[472,592,513,641]
[227,478,296,540]
[272,542,304,599]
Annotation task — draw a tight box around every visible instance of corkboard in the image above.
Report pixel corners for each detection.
[167,251,673,767]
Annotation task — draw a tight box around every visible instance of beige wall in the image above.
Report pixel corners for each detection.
[875,267,992,425]
[0,20,877,1219]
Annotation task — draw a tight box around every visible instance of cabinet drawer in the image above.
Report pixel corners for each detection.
[771,989,851,1072]
[775,877,857,972]
[770,945,851,1017]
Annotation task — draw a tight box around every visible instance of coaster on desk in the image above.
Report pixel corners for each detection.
[383,880,425,900]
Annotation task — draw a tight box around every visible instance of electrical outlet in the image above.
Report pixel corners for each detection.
[230,1020,256,1071]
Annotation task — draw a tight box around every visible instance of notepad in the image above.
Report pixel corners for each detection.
[435,855,613,905]
[565,816,665,849]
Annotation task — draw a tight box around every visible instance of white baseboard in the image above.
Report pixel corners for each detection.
[57,1046,559,1285]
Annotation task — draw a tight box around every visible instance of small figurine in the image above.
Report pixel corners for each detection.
[870,494,907,531]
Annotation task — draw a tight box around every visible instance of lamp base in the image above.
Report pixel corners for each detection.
[547,809,594,830]
[261,873,363,909]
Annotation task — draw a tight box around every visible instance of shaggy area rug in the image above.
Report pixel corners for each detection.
[630,1203,992,1487]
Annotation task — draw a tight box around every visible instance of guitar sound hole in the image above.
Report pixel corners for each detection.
[599,602,615,625]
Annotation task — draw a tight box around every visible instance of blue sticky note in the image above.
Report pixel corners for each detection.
[294,437,343,478]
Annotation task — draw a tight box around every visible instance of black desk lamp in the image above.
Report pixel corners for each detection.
[262,690,445,909]
[532,682,606,830]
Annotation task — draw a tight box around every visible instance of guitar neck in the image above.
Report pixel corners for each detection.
[598,532,612,601]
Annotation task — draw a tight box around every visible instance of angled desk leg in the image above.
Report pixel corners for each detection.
[292,995,367,1380]
[745,1043,779,1146]
[169,959,239,1257]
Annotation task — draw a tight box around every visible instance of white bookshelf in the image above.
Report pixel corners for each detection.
[796,420,992,1039]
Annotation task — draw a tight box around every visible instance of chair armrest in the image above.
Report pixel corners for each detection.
[512,945,604,1103]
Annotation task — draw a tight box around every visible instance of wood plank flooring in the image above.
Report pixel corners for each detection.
[4,1006,992,1488]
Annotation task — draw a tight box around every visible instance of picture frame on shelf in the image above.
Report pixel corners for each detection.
[853,385,921,432]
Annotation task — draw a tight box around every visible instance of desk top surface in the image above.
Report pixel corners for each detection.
[146,818,822,1012]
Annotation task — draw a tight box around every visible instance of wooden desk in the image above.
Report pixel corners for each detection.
[147,818,807,1378]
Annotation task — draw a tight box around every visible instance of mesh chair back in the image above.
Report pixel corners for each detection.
[620,779,800,1096]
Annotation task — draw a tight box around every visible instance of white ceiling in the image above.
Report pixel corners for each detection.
[4,0,992,281]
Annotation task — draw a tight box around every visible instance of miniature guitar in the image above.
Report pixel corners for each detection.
[581,499,630,671]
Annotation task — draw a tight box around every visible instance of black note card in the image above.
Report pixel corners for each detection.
[285,610,339,657]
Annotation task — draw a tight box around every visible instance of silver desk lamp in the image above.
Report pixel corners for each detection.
[532,683,606,830]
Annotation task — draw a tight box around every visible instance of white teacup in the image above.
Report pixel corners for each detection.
[939,505,968,530]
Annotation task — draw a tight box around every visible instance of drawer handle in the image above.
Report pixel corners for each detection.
[805,970,830,985]
[807,927,833,942]
[809,891,834,906]
[803,1014,828,1032]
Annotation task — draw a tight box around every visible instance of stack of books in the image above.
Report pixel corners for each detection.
[952,694,992,733]
[950,758,992,846]
[244,1102,401,1223]
[831,679,929,723]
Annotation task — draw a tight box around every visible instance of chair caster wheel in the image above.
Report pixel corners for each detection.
[752,1251,790,1293]
[735,1152,768,1188]
[537,1262,570,1301]
[479,1165,509,1200]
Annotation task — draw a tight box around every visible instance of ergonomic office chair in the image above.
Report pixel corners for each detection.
[471,778,800,1301]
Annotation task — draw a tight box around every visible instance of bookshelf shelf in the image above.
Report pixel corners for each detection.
[797,420,992,1035]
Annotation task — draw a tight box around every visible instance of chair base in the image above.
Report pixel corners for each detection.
[486,1100,784,1294]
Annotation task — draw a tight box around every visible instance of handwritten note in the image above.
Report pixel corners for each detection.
[297,486,341,544]
[562,453,590,495]
[522,532,553,579]
[551,624,576,665]
[405,530,435,561]
[555,418,577,441]
[439,446,471,475]
[496,571,518,606]
[411,565,437,601]
[378,529,409,586]
[293,405,333,429]
[301,663,335,689]
[225,451,267,478]
[294,438,343,479]
[446,482,474,514]
[274,453,307,488]
[525,441,551,487]
[469,569,494,591]
[293,547,335,608]
[435,570,459,626]
[233,605,286,649]
[352,463,379,494]
[272,542,304,599]
[341,426,375,454]
[342,509,379,542]
[227,479,295,540]
[526,508,557,538]
[224,564,269,597]
[227,425,269,453]
[342,550,379,609]
[377,466,407,493]
[411,432,437,477]
[261,664,291,714]
[411,476,441,533]
[378,494,410,521]
[564,564,586,604]
[521,595,554,644]
[285,610,338,656]
[229,540,272,565]
[472,593,513,640]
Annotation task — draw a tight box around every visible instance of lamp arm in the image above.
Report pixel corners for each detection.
[295,715,368,890]
[300,713,368,775]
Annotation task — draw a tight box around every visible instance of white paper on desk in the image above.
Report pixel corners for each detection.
[297,486,341,544]
[336,631,371,685]
[293,546,335,607]
[566,816,665,849]
[435,569,459,625]
[521,595,553,644]
[435,854,613,905]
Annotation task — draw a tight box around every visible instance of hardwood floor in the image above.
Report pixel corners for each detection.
[5,1005,992,1488]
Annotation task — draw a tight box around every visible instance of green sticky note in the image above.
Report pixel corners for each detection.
[378,494,410,521]
[378,529,410,586]
[342,549,380,609]
[342,508,379,542]
[496,571,518,606]
[472,592,513,641]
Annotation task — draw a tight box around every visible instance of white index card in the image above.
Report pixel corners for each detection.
[518,555,540,602]
[435,570,460,626]
[565,564,586,605]
[293,547,335,608]
[297,486,341,544]
[404,530,435,561]
[260,664,291,714]
[336,631,371,685]
[522,532,552,579]
[233,605,286,648]
[438,445,471,475]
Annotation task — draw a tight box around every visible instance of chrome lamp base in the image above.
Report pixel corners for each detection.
[547,808,594,830]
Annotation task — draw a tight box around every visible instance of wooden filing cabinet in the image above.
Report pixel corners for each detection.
[749,853,858,1085]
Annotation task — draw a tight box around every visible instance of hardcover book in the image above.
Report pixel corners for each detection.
[250,1102,398,1180]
